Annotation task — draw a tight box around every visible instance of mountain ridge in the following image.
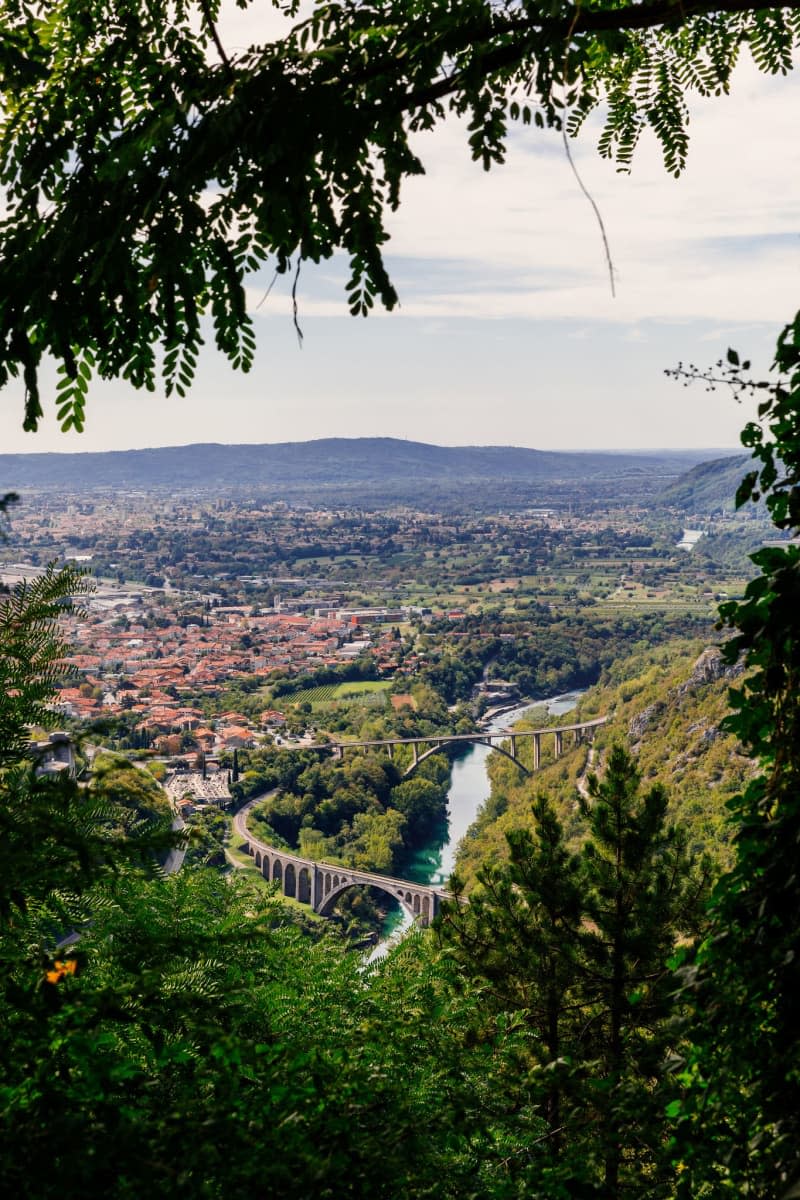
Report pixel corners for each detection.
[0,437,737,493]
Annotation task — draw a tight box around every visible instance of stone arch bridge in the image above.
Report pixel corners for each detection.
[302,716,606,777]
[233,803,447,927]
[233,716,605,925]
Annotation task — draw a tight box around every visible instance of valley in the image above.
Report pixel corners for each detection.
[1,440,770,942]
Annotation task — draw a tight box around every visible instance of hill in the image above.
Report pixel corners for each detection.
[0,438,725,499]
[455,640,752,885]
[659,453,750,514]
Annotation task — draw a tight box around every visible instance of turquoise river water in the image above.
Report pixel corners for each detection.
[373,690,581,953]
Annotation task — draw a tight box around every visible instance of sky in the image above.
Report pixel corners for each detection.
[1,4,798,455]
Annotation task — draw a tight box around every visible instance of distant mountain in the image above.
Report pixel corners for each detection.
[659,453,750,514]
[0,438,728,497]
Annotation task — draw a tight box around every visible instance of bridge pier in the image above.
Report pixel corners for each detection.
[284,717,606,781]
[312,864,324,910]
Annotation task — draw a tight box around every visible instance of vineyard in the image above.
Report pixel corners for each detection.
[288,681,390,709]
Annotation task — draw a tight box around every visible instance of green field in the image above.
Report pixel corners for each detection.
[288,680,390,707]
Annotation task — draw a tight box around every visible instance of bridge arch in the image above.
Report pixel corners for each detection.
[235,815,446,930]
[405,737,530,778]
[317,879,418,922]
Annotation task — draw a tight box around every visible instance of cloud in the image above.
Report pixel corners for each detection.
[2,8,797,454]
[379,56,799,323]
[231,42,798,327]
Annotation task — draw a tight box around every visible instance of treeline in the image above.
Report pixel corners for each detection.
[418,607,707,703]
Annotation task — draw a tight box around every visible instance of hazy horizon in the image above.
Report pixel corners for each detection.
[0,435,743,458]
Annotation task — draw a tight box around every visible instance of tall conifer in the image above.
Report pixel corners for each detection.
[440,746,709,1197]
[578,746,710,1197]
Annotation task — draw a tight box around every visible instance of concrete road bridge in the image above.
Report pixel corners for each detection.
[299,716,607,777]
[233,801,448,927]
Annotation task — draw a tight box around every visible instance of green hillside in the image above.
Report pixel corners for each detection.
[455,639,752,884]
[658,453,749,513]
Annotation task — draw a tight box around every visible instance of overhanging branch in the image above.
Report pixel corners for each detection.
[397,0,800,111]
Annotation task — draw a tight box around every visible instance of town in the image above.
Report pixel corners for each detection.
[1,475,761,769]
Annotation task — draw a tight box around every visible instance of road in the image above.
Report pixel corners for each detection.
[162,812,187,875]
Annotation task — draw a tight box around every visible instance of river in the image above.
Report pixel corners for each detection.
[373,690,582,952]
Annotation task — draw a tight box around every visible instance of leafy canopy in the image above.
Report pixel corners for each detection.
[0,0,798,429]
[666,310,800,1197]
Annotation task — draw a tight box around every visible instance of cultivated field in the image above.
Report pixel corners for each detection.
[288,680,391,708]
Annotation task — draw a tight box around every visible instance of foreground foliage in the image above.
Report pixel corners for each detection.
[441,748,709,1197]
[2,866,524,1200]
[669,311,800,1197]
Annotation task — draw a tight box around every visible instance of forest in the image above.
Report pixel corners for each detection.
[417,607,709,702]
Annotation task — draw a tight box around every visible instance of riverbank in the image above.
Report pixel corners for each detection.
[375,691,582,949]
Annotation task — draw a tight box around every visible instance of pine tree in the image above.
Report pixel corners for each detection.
[440,747,710,1197]
[578,746,710,1197]
[441,796,584,1142]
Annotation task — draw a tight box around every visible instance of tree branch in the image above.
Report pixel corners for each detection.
[397,0,800,113]
[198,0,234,79]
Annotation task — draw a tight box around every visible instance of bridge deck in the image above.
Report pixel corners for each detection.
[298,716,606,753]
[233,807,449,902]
